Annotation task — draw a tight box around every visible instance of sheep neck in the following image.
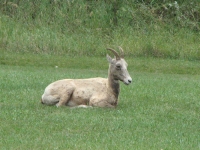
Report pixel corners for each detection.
[107,69,120,99]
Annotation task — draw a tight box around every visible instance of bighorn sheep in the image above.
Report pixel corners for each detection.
[41,47,132,108]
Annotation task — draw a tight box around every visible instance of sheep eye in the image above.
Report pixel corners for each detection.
[116,65,121,70]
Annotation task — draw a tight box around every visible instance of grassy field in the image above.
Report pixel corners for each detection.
[0,1,200,149]
[1,1,200,59]
[0,55,199,150]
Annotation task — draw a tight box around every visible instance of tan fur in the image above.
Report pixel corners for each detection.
[41,47,132,108]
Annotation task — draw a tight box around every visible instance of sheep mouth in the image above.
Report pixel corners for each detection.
[123,79,132,85]
[123,81,130,85]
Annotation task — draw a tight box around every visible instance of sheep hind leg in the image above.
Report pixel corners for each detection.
[56,90,74,107]
[41,94,60,106]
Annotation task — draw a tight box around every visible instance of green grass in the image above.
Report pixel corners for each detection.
[0,56,199,149]
[1,51,200,75]
[0,1,200,60]
[0,1,200,149]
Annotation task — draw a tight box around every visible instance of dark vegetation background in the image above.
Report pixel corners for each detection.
[0,0,200,59]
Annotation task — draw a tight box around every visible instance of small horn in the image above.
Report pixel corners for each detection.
[107,48,120,60]
[118,46,124,58]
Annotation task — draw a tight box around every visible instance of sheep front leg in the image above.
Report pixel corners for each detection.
[71,105,93,108]
[89,99,116,108]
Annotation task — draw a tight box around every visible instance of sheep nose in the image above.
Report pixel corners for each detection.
[128,79,132,83]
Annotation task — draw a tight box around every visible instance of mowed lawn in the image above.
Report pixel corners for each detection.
[0,59,200,150]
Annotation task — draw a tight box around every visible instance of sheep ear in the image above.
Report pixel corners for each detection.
[106,54,112,63]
